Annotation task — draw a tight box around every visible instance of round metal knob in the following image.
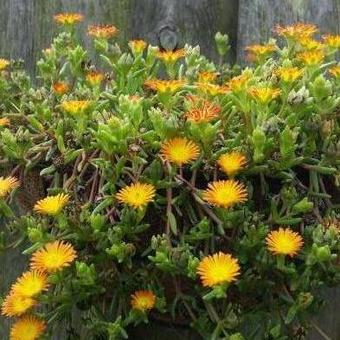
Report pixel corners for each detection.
[158,24,179,51]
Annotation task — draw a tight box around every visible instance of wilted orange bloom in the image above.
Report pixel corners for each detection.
[0,58,10,71]
[88,24,118,39]
[86,71,104,86]
[225,73,251,93]
[156,49,186,63]
[185,98,220,123]
[322,34,340,49]
[276,67,303,82]
[299,38,324,50]
[198,71,219,83]
[52,81,69,95]
[329,65,340,78]
[195,82,229,96]
[129,40,148,54]
[248,87,280,104]
[54,13,83,25]
[0,117,10,126]
[297,50,324,65]
[274,23,317,40]
[144,79,185,93]
[245,43,277,61]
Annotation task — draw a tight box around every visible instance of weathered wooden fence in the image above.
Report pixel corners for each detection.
[0,0,339,339]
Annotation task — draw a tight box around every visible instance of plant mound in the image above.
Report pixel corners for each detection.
[0,17,339,340]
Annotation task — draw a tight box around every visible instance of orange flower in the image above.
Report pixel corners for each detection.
[30,241,77,273]
[203,180,247,208]
[266,227,303,257]
[0,58,10,71]
[131,290,156,311]
[10,315,46,340]
[298,50,324,65]
[52,81,69,95]
[0,176,19,198]
[144,79,185,94]
[156,49,186,63]
[1,293,36,317]
[245,43,277,62]
[129,40,148,54]
[88,24,118,39]
[160,137,200,165]
[185,98,220,123]
[248,87,280,104]
[274,23,317,40]
[54,13,83,25]
[197,252,240,287]
[276,67,303,82]
[225,73,250,93]
[198,71,219,83]
[86,71,104,86]
[299,38,324,50]
[0,117,10,126]
[217,151,247,176]
[329,66,340,78]
[195,82,229,96]
[322,34,340,49]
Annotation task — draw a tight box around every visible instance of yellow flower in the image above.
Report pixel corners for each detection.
[274,23,317,40]
[0,58,10,70]
[225,74,250,93]
[52,81,69,95]
[1,293,36,317]
[11,271,49,298]
[61,100,92,115]
[195,82,229,96]
[160,137,200,166]
[217,152,247,176]
[34,193,69,216]
[248,87,280,104]
[144,79,185,94]
[202,180,247,208]
[245,43,277,62]
[0,117,10,126]
[129,40,148,54]
[86,71,104,86]
[322,34,340,49]
[156,49,186,63]
[299,38,324,50]
[0,176,19,198]
[116,182,156,209]
[131,290,156,311]
[185,98,220,123]
[297,50,324,66]
[198,71,219,83]
[54,13,84,25]
[30,241,77,273]
[10,315,46,340]
[266,227,303,257]
[276,67,303,82]
[329,66,340,78]
[197,252,240,287]
[88,24,118,39]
